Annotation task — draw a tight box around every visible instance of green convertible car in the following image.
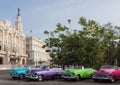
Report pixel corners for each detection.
[62,66,95,80]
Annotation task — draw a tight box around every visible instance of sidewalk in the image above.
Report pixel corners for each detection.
[0,65,24,70]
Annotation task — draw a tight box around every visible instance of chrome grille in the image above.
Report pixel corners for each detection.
[95,74,108,77]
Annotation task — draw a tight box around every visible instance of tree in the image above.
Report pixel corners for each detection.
[103,23,118,65]
[44,17,120,69]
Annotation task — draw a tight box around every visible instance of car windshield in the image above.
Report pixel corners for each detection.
[41,66,49,69]
[73,66,82,69]
[24,65,35,68]
[24,66,29,68]
[101,65,116,69]
[50,68,62,70]
[35,66,42,68]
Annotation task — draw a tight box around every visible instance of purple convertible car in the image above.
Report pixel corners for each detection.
[25,66,63,81]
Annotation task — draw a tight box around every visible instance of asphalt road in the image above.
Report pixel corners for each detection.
[0,70,120,85]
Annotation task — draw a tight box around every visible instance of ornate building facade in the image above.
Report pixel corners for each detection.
[26,36,50,66]
[0,9,28,65]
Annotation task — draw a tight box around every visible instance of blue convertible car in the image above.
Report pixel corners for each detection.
[10,67,29,79]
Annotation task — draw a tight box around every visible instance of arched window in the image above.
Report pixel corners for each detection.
[22,59,25,65]
[16,36,19,44]
[16,36,19,51]
[0,46,1,50]
[0,57,3,64]
[0,30,3,50]
[0,30,3,40]
[8,33,12,50]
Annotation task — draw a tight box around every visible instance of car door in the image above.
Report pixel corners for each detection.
[83,69,93,78]
[80,69,87,78]
[113,69,120,79]
[45,70,52,78]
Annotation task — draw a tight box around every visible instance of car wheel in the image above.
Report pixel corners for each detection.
[25,78,30,81]
[111,77,115,83]
[94,79,99,82]
[54,74,61,79]
[19,74,25,79]
[89,74,93,78]
[12,77,16,79]
[64,78,68,81]
[38,75,44,81]
[76,75,81,81]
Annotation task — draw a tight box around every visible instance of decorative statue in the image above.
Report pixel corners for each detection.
[17,8,20,16]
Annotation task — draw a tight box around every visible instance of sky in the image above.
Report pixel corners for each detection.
[0,0,120,40]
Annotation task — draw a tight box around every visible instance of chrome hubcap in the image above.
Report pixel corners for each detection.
[111,78,115,82]
[76,75,80,80]
[20,74,24,79]
[38,75,42,81]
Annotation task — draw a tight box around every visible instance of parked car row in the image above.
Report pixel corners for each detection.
[10,66,62,81]
[9,65,120,83]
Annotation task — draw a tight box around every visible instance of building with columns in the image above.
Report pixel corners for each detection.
[0,9,28,65]
[26,36,50,66]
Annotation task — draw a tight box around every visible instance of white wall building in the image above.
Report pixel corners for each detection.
[0,9,28,65]
[26,36,50,66]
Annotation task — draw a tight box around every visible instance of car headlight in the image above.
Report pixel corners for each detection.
[34,73,37,75]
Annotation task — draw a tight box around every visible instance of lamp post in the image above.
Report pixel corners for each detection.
[114,39,120,65]
[31,50,35,65]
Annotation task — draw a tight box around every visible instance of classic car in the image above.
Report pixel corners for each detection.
[92,65,120,82]
[9,65,46,79]
[25,67,63,81]
[10,67,29,79]
[62,66,95,81]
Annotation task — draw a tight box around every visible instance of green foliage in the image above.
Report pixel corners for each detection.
[44,17,120,69]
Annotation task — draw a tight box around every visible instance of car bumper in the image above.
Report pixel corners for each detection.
[26,74,39,80]
[92,75,111,80]
[62,76,75,79]
[10,73,19,78]
[62,75,75,79]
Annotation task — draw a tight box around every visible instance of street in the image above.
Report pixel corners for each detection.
[0,70,120,85]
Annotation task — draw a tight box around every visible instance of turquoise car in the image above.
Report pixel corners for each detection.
[10,67,29,79]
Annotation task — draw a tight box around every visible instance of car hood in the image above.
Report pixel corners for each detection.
[95,69,114,74]
[10,68,28,73]
[29,68,46,73]
[49,69,63,73]
[64,69,81,73]
[32,69,63,74]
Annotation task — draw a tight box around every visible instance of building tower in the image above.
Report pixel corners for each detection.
[15,8,23,32]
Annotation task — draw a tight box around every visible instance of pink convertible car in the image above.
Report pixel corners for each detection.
[92,65,120,82]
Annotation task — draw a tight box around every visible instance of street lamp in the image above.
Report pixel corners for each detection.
[28,50,34,65]
[113,39,120,65]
